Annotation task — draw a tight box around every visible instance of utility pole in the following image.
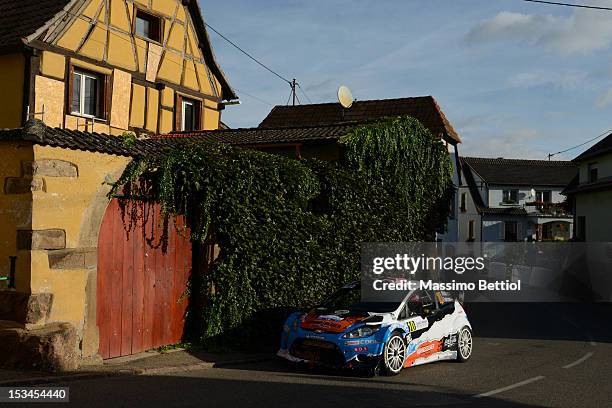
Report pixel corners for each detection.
[291,78,296,106]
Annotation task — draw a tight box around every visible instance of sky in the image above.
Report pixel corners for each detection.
[201,0,612,160]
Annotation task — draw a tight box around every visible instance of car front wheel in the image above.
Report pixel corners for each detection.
[457,326,473,362]
[382,333,406,375]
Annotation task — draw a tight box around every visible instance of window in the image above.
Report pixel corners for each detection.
[535,190,552,203]
[504,221,518,242]
[588,163,598,183]
[460,192,467,212]
[182,99,195,131]
[176,95,201,131]
[502,189,519,204]
[70,69,105,118]
[468,220,475,241]
[135,9,162,42]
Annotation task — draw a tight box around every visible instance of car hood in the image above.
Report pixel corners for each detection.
[300,310,389,334]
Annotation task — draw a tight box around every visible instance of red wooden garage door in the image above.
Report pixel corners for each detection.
[97,199,192,359]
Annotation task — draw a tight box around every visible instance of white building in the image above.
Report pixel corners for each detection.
[441,157,577,242]
[564,134,612,241]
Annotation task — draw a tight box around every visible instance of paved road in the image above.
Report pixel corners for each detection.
[14,303,612,408]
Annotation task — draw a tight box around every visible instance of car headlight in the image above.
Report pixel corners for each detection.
[343,325,380,338]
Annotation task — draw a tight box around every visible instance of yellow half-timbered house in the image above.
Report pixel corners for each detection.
[0,0,236,370]
[0,0,236,133]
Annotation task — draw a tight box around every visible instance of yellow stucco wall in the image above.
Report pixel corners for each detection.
[0,142,34,292]
[0,54,25,128]
[27,145,129,346]
[34,76,65,129]
[145,88,160,132]
[130,84,146,128]
[203,107,220,130]
[40,51,66,81]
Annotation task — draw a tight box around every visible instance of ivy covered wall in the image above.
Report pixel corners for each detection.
[111,116,453,346]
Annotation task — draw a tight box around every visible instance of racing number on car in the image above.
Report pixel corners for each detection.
[407,321,417,332]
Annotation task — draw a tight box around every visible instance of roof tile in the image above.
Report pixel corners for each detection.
[462,156,577,187]
[0,0,72,49]
[257,96,461,143]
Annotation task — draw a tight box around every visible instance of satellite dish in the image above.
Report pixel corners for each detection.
[338,86,354,109]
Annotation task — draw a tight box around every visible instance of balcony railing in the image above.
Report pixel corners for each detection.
[524,201,571,216]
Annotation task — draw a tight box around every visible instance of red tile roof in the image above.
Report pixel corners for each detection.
[257,96,461,144]
[159,124,355,146]
[0,0,72,50]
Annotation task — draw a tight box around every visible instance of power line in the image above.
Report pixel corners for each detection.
[53,8,282,107]
[204,22,292,85]
[233,88,273,106]
[548,129,611,159]
[38,7,312,107]
[296,83,312,103]
[522,0,612,11]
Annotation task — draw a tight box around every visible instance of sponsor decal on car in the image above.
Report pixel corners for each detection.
[345,339,378,346]
[443,334,457,350]
[406,316,429,332]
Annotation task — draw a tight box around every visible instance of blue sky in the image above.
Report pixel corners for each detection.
[201,0,612,159]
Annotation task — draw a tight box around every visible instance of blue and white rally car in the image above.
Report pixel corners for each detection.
[277,282,472,375]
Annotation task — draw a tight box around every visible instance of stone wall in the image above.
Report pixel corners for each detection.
[0,140,129,369]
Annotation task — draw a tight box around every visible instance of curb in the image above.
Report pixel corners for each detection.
[0,355,275,385]
[213,356,275,368]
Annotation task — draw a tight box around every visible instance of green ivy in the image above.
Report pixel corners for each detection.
[110,116,453,347]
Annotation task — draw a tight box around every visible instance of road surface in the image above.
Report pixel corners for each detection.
[12,303,612,407]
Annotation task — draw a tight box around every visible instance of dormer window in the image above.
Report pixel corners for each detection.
[175,94,202,131]
[135,9,162,43]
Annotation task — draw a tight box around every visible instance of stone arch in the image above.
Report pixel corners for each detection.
[77,163,127,360]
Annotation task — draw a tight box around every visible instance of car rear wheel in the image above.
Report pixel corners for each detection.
[382,333,406,375]
[457,326,473,362]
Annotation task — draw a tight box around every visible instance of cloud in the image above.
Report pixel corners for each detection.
[466,5,612,55]
[595,87,612,108]
[460,129,548,159]
[506,70,587,89]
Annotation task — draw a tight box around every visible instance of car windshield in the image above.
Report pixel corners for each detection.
[318,287,401,313]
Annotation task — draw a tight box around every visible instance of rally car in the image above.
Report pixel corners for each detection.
[277,282,472,375]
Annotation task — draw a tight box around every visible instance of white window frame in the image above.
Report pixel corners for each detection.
[72,70,99,118]
[181,99,194,131]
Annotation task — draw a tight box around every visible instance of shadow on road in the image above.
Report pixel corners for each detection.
[61,373,545,408]
[466,302,612,343]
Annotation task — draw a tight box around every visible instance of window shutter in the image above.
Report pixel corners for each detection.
[101,74,111,120]
[174,93,183,131]
[67,65,75,115]
[194,100,202,130]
